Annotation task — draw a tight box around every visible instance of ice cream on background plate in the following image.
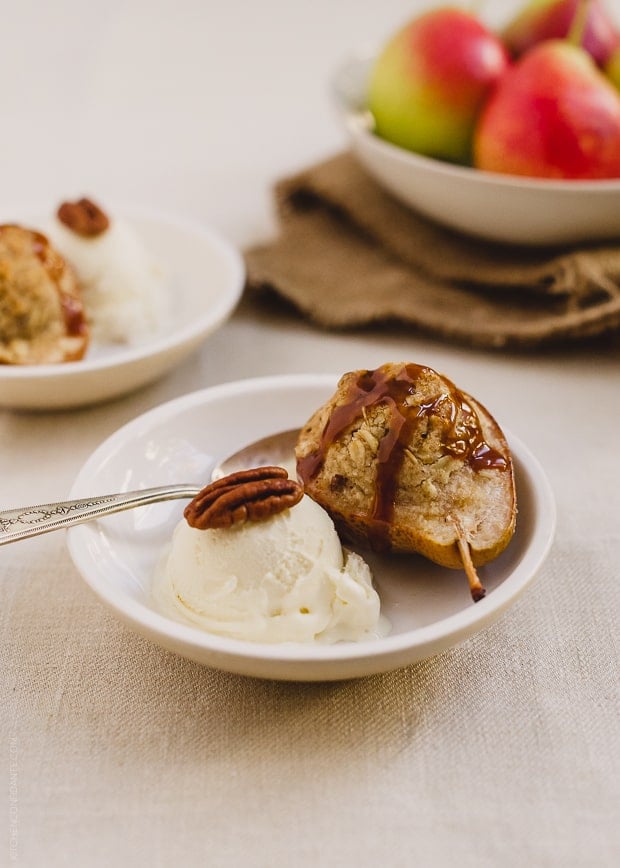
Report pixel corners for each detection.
[48,197,166,345]
[154,466,385,644]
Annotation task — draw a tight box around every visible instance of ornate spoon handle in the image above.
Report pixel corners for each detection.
[0,485,200,546]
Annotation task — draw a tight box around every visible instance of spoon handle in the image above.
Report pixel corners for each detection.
[0,485,200,546]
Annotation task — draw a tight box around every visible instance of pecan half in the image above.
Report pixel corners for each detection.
[184,466,304,530]
[57,198,110,237]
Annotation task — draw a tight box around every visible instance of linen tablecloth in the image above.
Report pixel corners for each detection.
[1,0,619,864]
[2,299,619,866]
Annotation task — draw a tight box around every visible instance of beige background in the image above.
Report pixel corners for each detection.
[1,1,619,865]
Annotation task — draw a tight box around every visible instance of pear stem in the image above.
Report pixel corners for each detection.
[456,535,486,603]
[567,0,592,48]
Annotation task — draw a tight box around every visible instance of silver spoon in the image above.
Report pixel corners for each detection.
[0,428,300,546]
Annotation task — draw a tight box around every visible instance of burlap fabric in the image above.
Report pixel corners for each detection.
[245,152,620,349]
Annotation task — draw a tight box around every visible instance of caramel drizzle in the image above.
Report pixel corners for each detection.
[31,230,88,337]
[297,364,508,547]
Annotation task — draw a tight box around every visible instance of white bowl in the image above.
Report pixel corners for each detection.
[0,207,244,410]
[331,56,620,247]
[67,374,556,682]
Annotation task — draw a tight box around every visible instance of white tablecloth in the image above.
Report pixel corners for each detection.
[1,2,618,865]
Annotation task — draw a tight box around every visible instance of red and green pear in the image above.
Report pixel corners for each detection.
[368,6,509,164]
[474,40,620,179]
[503,0,619,66]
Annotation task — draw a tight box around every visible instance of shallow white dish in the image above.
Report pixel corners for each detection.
[331,56,620,247]
[0,208,244,410]
[66,374,556,681]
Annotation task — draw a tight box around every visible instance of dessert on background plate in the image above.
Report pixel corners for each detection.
[296,362,517,602]
[0,207,244,409]
[0,196,166,366]
[0,224,89,365]
[155,467,385,644]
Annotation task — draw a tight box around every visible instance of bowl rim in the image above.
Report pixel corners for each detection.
[67,373,557,677]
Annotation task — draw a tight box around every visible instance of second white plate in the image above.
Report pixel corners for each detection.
[67,374,556,681]
[0,208,244,410]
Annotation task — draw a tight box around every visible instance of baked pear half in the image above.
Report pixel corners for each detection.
[296,362,517,602]
[0,224,89,365]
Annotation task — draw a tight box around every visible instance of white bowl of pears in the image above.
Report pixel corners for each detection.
[331,0,620,246]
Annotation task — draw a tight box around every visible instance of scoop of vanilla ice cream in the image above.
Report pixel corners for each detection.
[48,216,166,344]
[155,495,382,643]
